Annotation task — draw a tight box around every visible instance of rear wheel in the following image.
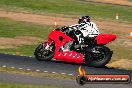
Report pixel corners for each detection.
[85,46,113,67]
[34,43,55,61]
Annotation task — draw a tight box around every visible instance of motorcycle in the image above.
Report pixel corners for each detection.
[34,27,116,67]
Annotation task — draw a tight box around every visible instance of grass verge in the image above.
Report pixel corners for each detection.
[0,83,62,88]
[0,67,75,80]
[107,44,132,61]
[0,17,52,56]
[0,17,52,38]
[0,45,37,56]
[0,0,131,22]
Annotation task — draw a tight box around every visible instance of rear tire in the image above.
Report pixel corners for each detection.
[85,46,113,67]
[34,43,54,61]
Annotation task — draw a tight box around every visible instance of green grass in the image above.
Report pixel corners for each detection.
[0,0,132,22]
[0,67,75,80]
[0,45,36,56]
[0,83,61,88]
[0,17,52,38]
[108,44,132,61]
[0,17,54,56]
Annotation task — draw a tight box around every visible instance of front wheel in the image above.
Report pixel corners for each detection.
[34,43,55,61]
[85,46,113,67]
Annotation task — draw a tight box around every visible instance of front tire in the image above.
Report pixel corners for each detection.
[34,43,54,61]
[85,46,113,67]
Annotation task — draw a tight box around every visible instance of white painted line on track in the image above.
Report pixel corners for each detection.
[4,53,9,55]
[1,53,75,76]
[61,73,66,75]
[36,70,40,72]
[18,68,23,70]
[12,54,16,55]
[44,71,48,73]
[26,69,31,71]
[1,65,74,76]
[2,65,6,68]
[52,72,57,74]
[68,74,73,76]
[29,56,33,58]
[11,67,15,69]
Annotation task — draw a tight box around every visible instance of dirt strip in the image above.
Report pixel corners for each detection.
[0,10,131,34]
[86,0,132,7]
[0,36,43,49]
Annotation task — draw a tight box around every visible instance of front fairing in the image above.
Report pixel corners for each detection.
[95,34,116,45]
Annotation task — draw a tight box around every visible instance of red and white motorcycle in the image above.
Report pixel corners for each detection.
[34,27,116,67]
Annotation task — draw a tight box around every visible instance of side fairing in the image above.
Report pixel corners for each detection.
[47,30,84,63]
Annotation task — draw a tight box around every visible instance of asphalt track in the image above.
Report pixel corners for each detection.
[0,53,132,88]
[0,53,132,75]
[0,72,131,88]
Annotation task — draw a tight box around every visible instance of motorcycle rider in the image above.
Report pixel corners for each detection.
[62,16,99,46]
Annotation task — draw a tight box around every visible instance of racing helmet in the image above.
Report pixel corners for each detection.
[78,16,90,24]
